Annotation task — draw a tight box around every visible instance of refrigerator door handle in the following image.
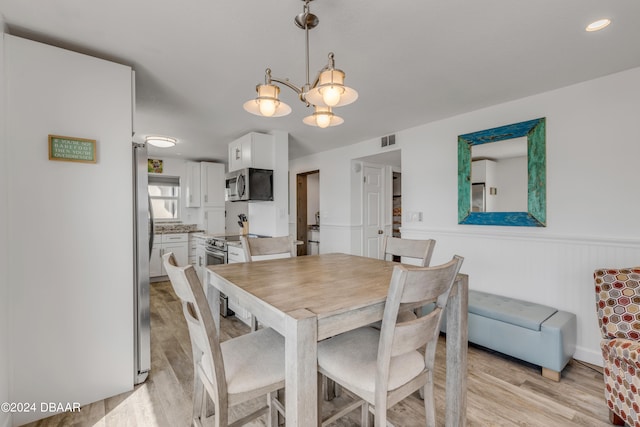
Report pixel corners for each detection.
[148,194,154,259]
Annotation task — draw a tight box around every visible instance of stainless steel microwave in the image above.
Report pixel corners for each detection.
[225,168,274,202]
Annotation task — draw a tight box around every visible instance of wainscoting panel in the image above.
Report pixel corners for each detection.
[401,227,640,366]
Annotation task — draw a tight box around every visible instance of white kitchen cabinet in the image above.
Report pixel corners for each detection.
[201,162,225,207]
[228,132,274,172]
[150,233,189,278]
[185,161,201,207]
[202,208,225,235]
[227,244,246,263]
[188,233,200,265]
[196,243,207,284]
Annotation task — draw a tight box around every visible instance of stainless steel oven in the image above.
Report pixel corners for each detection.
[204,242,227,265]
[205,236,237,316]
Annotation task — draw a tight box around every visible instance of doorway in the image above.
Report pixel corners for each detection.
[296,170,320,256]
[355,150,401,259]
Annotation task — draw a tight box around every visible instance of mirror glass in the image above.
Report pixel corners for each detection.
[458,118,546,227]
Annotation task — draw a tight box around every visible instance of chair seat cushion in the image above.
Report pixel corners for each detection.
[318,327,425,400]
[216,327,285,395]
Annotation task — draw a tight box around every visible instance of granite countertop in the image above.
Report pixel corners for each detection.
[154,223,205,234]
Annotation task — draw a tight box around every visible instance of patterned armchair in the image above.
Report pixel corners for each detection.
[595,267,640,427]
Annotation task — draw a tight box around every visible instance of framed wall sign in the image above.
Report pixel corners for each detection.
[48,135,97,163]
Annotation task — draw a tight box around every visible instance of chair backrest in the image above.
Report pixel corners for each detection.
[162,252,228,401]
[595,267,640,340]
[376,255,464,392]
[382,236,436,267]
[241,235,296,262]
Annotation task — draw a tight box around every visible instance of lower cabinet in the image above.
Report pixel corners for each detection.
[150,233,189,279]
[227,244,246,263]
[225,242,251,325]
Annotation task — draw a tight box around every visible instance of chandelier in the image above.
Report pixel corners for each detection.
[243,0,358,128]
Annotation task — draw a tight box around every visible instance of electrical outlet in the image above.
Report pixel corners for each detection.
[405,211,424,222]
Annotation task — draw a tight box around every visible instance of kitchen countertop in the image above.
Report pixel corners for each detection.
[154,223,205,234]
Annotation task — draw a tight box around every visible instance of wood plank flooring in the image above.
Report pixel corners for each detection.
[24,281,610,427]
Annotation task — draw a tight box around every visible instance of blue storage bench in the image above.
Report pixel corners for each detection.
[443,290,576,381]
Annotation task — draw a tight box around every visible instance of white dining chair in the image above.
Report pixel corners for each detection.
[241,235,296,262]
[162,252,285,427]
[317,255,464,427]
[240,235,296,330]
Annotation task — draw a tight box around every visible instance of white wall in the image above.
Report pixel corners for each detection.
[290,67,640,366]
[5,35,134,425]
[0,24,11,427]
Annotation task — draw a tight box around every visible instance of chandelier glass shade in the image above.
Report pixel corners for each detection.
[243,0,357,127]
[303,106,344,128]
[243,84,292,118]
[305,68,358,108]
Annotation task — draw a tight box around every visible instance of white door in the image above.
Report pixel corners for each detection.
[363,165,385,259]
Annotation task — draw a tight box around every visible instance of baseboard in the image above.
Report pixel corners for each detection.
[574,346,603,367]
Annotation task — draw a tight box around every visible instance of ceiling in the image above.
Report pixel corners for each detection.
[2,0,639,163]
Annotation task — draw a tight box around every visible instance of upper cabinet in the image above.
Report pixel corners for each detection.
[185,161,225,208]
[185,161,202,207]
[228,132,275,172]
[201,162,225,207]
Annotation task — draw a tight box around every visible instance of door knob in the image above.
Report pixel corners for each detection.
[378,230,384,234]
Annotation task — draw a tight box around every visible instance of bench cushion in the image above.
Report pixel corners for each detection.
[469,290,557,331]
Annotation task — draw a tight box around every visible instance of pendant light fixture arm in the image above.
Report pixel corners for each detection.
[263,69,310,106]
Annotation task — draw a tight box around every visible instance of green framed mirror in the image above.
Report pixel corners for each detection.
[458,118,546,227]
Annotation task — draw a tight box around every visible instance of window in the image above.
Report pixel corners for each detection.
[149,175,180,221]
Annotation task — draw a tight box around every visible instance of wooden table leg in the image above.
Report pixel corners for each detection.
[445,275,468,427]
[285,308,318,426]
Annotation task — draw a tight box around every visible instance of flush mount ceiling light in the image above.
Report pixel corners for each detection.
[243,0,358,128]
[586,18,611,32]
[145,136,176,148]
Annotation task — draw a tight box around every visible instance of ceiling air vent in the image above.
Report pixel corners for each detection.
[381,134,396,148]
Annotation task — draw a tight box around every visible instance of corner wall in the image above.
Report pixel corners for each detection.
[0,24,12,427]
[289,67,640,366]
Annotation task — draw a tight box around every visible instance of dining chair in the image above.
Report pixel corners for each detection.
[594,267,640,427]
[240,235,296,330]
[241,235,297,262]
[371,237,437,329]
[382,236,436,267]
[317,255,464,427]
[162,252,285,427]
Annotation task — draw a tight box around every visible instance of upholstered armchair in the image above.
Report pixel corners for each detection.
[595,267,640,427]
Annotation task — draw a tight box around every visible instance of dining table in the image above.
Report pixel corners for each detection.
[206,253,469,426]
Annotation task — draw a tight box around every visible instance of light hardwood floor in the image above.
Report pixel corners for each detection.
[25,281,610,427]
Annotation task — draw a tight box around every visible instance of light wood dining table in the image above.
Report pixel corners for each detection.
[206,253,469,426]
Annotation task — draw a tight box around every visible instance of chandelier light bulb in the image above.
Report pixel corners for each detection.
[322,85,342,107]
[316,112,332,128]
[259,99,277,117]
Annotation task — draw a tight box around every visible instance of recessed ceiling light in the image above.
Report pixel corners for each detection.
[586,18,611,32]
[145,136,177,148]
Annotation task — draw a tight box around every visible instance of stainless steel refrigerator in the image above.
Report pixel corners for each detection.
[133,142,151,384]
